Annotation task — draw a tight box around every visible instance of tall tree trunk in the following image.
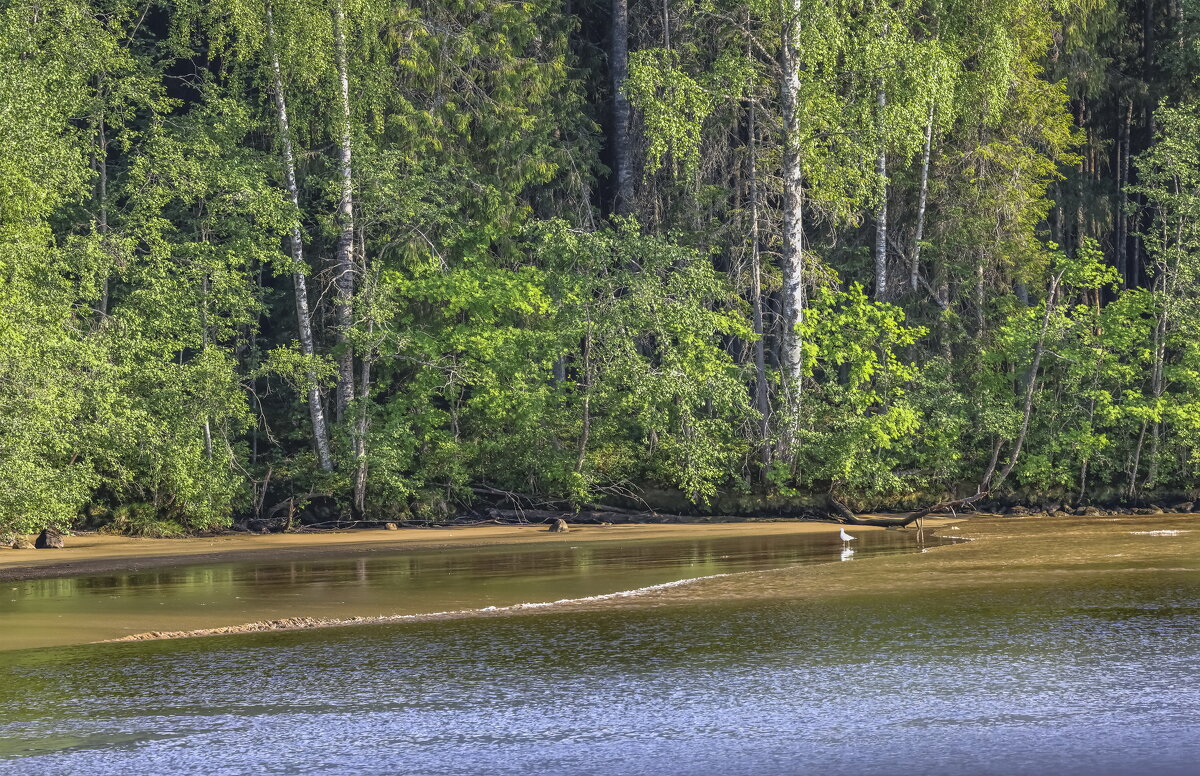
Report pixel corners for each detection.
[353,324,373,515]
[1113,98,1123,286]
[332,0,356,425]
[1143,0,1155,87]
[575,320,593,473]
[1129,421,1147,498]
[983,272,1062,492]
[780,2,806,397]
[611,0,634,214]
[353,231,374,515]
[1145,240,1171,492]
[201,273,213,462]
[1075,99,1086,257]
[1078,397,1095,501]
[1146,311,1166,490]
[661,0,670,50]
[975,261,985,336]
[97,108,109,317]
[910,99,933,292]
[874,85,888,301]
[748,97,770,471]
[267,2,334,472]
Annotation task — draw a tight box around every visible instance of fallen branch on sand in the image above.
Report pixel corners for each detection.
[829,491,990,527]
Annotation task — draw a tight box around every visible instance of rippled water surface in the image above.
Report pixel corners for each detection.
[1,517,1198,776]
[1,529,924,650]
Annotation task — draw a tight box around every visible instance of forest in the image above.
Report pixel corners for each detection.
[1,0,1199,535]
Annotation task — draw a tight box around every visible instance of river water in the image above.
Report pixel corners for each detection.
[1,517,1197,775]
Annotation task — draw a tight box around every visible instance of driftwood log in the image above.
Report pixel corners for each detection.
[829,492,989,527]
[485,508,679,524]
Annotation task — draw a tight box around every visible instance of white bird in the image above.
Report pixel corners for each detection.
[839,527,856,542]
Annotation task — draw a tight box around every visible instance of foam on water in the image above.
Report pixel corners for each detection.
[105,571,738,643]
[1129,530,1190,536]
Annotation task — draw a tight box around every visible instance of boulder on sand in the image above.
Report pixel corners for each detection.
[35,529,64,549]
[547,518,570,533]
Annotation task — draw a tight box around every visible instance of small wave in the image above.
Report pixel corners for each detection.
[102,539,964,645]
[103,573,734,643]
[1129,530,1191,536]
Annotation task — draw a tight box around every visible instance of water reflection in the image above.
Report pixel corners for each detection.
[2,529,939,650]
[0,518,1196,776]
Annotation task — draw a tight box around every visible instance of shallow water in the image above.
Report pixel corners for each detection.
[0,529,924,650]
[1,517,1198,775]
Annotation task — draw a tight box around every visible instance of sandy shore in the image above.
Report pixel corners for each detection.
[0,518,959,582]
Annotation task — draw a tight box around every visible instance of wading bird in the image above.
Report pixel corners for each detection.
[840,527,855,543]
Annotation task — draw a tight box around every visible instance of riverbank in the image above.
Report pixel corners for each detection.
[0,518,961,583]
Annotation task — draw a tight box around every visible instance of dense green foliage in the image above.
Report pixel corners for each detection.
[1,0,1198,533]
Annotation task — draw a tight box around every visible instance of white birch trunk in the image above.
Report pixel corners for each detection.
[332,0,356,425]
[910,99,933,292]
[874,86,888,301]
[780,1,805,392]
[267,2,335,472]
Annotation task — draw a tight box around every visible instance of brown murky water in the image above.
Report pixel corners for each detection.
[1,516,1197,775]
[0,528,930,650]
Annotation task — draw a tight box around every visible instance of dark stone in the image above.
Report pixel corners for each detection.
[1175,501,1194,513]
[35,529,64,549]
[547,518,570,533]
